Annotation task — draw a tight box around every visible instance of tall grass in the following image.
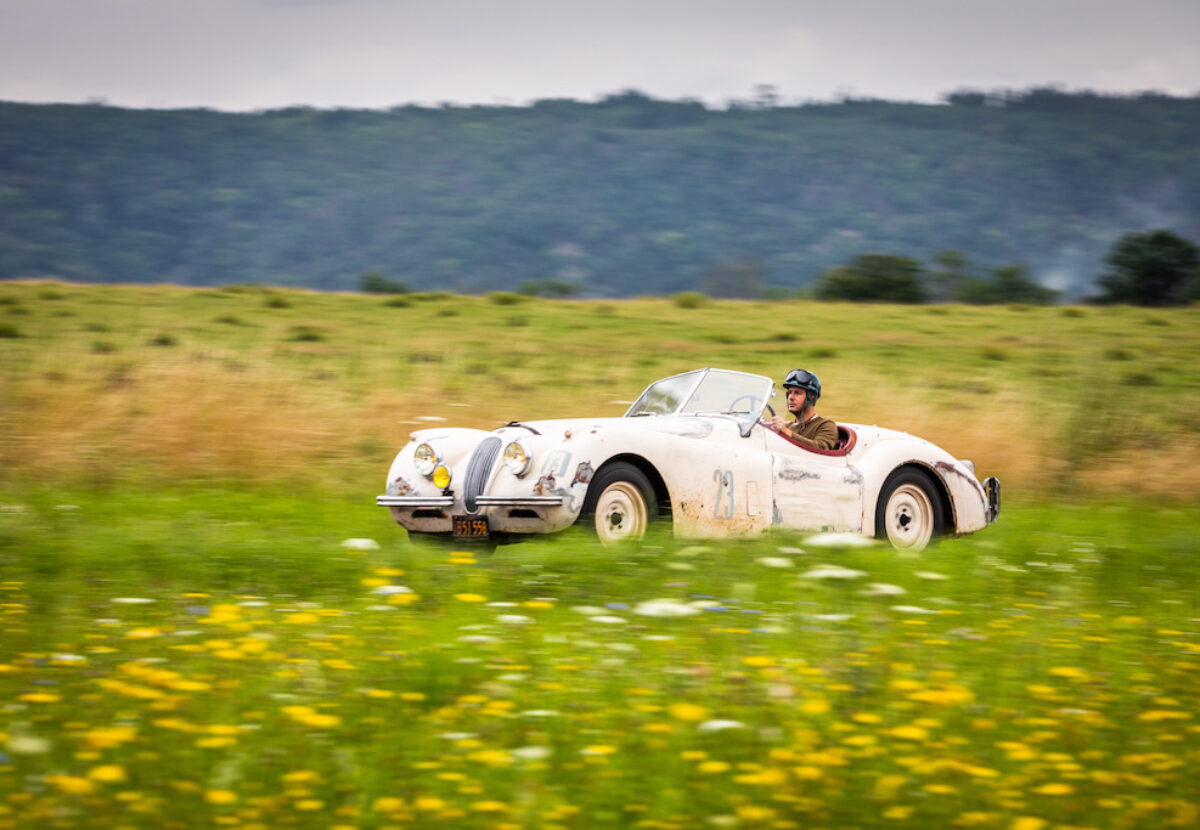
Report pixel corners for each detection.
[1,281,1198,498]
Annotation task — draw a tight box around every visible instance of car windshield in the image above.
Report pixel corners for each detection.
[625,369,773,418]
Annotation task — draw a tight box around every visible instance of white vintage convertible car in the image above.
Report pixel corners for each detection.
[378,368,1000,550]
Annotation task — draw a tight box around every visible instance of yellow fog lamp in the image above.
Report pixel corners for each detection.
[502,440,531,477]
[413,443,438,477]
[431,464,452,491]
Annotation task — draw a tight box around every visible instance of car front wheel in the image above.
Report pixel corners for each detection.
[875,468,944,550]
[582,462,659,545]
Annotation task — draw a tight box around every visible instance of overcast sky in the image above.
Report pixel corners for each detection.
[2,0,1198,111]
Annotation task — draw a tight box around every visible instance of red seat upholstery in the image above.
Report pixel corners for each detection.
[766,423,856,457]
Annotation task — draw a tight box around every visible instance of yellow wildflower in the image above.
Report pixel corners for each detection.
[18,692,60,703]
[668,702,708,722]
[374,797,406,812]
[907,686,974,706]
[472,801,510,812]
[83,726,137,748]
[195,736,237,749]
[1138,710,1191,721]
[1010,818,1047,830]
[205,789,237,805]
[1049,667,1089,681]
[454,593,487,603]
[735,805,775,822]
[800,698,830,715]
[51,775,95,795]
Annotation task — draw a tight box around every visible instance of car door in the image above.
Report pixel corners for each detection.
[765,429,864,533]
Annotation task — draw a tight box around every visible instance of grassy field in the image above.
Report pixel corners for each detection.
[2,281,1199,496]
[2,282,1199,828]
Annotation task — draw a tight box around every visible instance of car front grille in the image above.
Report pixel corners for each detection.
[463,437,502,514]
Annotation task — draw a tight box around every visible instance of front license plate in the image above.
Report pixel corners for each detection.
[452,515,489,540]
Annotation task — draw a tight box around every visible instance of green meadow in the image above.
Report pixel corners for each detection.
[2,282,1199,828]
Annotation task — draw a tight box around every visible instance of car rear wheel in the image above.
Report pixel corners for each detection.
[582,462,659,545]
[875,468,944,551]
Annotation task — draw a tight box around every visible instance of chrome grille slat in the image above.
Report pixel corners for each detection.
[464,437,502,514]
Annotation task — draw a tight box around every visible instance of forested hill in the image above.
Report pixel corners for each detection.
[2,89,1198,298]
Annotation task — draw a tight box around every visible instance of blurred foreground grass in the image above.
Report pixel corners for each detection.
[1,487,1198,828]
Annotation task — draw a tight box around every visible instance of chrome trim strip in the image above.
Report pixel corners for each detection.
[474,496,564,507]
[377,496,455,507]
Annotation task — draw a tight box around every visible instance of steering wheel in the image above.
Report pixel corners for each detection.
[729,395,761,414]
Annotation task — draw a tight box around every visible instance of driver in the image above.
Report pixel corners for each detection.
[768,368,838,450]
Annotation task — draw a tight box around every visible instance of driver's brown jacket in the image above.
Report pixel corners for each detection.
[784,414,839,450]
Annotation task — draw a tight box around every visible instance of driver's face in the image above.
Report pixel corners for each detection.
[786,386,808,414]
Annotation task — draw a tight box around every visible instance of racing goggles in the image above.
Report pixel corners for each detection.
[783,368,819,390]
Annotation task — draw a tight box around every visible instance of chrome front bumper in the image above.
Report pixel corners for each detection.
[375,495,564,508]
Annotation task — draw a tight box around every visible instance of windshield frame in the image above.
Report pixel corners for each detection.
[624,368,774,429]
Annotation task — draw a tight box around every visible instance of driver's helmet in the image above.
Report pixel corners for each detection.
[782,368,821,401]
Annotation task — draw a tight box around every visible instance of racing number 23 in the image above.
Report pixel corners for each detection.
[712,469,735,519]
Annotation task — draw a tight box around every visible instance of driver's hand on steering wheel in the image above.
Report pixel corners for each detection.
[767,415,787,430]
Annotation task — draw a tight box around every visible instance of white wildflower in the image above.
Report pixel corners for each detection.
[634,599,701,618]
[862,583,906,596]
[757,557,793,568]
[798,565,866,580]
[340,538,379,550]
[697,719,746,732]
[511,745,554,761]
[6,736,52,755]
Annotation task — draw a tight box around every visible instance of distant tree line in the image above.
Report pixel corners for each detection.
[1,89,1199,300]
[662,230,1199,306]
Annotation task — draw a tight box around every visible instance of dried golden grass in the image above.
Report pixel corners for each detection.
[3,283,1197,500]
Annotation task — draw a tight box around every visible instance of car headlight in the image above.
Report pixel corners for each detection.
[502,440,531,477]
[413,443,438,477]
[431,463,452,490]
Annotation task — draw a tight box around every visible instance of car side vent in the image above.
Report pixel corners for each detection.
[464,437,502,514]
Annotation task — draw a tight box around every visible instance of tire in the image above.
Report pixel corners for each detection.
[874,468,945,551]
[581,462,660,545]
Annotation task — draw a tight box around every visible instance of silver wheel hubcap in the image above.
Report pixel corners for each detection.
[885,483,934,550]
[594,482,648,545]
